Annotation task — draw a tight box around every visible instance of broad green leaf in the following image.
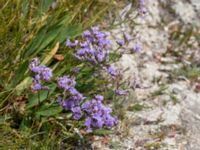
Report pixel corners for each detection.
[38,0,54,15]
[10,60,29,87]
[31,26,61,57]
[26,83,57,109]
[56,24,82,42]
[15,77,32,95]
[21,0,29,18]
[19,117,32,133]
[36,105,62,117]
[23,26,47,57]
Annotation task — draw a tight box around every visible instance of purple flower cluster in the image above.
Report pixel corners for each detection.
[82,95,118,132]
[66,26,122,80]
[56,76,84,120]
[107,65,119,78]
[56,77,118,130]
[115,89,129,96]
[29,58,52,91]
[57,76,76,91]
[29,57,118,131]
[66,26,111,64]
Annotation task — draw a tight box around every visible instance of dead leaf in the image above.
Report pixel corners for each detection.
[195,83,200,92]
[80,129,87,135]
[42,42,59,64]
[54,54,64,61]
[102,136,110,145]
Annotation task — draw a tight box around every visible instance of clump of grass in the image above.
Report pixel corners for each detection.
[0,0,116,89]
[151,85,168,97]
[0,0,122,149]
[171,65,200,81]
[128,103,146,112]
[168,91,179,105]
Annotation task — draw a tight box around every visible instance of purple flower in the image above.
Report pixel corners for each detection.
[82,95,117,131]
[115,89,129,96]
[29,58,40,72]
[30,66,41,73]
[139,0,147,14]
[66,39,78,47]
[95,32,106,39]
[95,95,104,101]
[116,39,125,46]
[34,74,41,81]
[80,41,88,48]
[56,97,62,105]
[92,114,103,128]
[40,66,52,81]
[103,31,110,37]
[62,99,73,110]
[57,76,76,91]
[91,26,99,32]
[124,33,132,42]
[104,116,118,127]
[96,51,105,62]
[82,101,91,111]
[32,82,42,91]
[56,75,84,120]
[29,58,52,91]
[71,106,82,120]
[85,117,92,132]
[76,48,87,57]
[107,65,118,77]
[70,89,84,101]
[83,30,91,37]
[97,38,112,48]
[134,42,142,52]
[69,88,79,95]
[68,26,112,64]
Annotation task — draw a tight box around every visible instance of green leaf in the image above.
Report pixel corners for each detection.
[36,27,61,53]
[23,26,47,57]
[56,24,82,42]
[38,0,54,15]
[26,83,57,109]
[36,105,62,117]
[93,129,112,136]
[10,60,29,87]
[128,104,145,112]
[15,77,32,95]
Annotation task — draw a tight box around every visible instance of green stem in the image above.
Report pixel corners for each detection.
[38,91,40,105]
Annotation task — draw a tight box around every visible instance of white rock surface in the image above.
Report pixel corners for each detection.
[93,0,200,149]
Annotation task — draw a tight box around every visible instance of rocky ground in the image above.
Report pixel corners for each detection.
[92,0,200,150]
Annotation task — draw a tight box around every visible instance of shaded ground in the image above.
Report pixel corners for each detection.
[92,1,200,149]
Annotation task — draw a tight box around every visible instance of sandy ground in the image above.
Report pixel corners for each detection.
[92,0,200,149]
